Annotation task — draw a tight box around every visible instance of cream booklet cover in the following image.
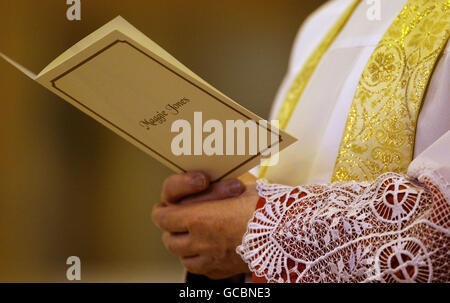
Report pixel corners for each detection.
[1,16,296,182]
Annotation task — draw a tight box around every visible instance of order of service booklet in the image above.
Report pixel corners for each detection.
[1,16,296,182]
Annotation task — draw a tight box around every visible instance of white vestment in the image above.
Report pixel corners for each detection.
[239,0,450,283]
[261,0,450,186]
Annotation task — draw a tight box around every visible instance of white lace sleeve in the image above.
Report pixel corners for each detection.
[237,132,450,283]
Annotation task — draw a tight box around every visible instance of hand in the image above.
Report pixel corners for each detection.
[152,171,258,279]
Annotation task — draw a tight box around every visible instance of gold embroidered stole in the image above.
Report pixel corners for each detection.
[259,0,361,178]
[332,0,450,182]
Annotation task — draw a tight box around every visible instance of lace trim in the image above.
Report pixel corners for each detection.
[408,159,450,203]
[237,172,450,283]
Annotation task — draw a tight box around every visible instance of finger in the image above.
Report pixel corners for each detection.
[162,231,197,257]
[181,255,209,275]
[180,179,245,204]
[161,171,210,203]
[152,202,189,233]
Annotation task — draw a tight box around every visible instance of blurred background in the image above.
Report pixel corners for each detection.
[0,0,325,282]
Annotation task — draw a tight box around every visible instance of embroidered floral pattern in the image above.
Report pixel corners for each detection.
[332,0,450,182]
[367,52,396,83]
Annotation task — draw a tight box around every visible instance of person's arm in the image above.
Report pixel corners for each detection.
[237,131,450,283]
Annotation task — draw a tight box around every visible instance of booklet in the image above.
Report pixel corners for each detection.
[1,16,296,182]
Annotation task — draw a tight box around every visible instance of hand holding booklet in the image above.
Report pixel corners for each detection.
[1,16,296,182]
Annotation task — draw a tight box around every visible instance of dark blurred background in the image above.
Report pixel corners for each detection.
[0,0,325,282]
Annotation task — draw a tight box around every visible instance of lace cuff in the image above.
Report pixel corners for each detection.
[236,172,449,283]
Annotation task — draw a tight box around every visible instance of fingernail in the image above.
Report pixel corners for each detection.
[190,174,206,188]
[228,181,244,196]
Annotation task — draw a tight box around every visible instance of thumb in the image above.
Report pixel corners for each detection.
[180,178,245,204]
